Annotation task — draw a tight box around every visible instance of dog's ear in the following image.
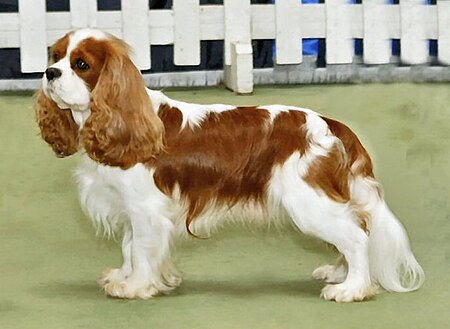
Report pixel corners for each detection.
[81,38,164,169]
[35,89,79,157]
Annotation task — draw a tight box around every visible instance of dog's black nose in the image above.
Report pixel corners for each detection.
[45,67,62,81]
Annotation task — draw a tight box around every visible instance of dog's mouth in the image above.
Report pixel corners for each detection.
[45,84,72,110]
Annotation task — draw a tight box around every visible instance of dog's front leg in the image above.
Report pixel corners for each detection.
[103,214,180,299]
[99,226,133,287]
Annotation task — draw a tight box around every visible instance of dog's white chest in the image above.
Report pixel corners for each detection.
[73,154,175,235]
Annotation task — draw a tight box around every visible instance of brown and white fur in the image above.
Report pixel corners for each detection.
[35,29,424,302]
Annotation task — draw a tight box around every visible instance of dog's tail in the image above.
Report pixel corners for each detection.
[352,176,425,292]
[368,197,425,292]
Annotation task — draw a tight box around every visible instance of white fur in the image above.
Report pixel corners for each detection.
[74,155,182,298]
[66,28,107,53]
[43,55,90,111]
[368,196,425,292]
[147,89,235,129]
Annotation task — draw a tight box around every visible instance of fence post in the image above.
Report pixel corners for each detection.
[224,43,253,94]
[223,0,253,93]
[18,0,47,73]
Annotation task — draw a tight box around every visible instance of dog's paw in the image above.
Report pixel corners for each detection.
[164,272,182,289]
[104,277,159,299]
[312,264,347,284]
[320,282,375,302]
[99,268,128,287]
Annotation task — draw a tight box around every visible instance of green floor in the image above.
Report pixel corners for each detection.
[1,84,449,329]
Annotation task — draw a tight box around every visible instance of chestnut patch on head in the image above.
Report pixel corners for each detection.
[70,38,108,91]
[50,33,71,63]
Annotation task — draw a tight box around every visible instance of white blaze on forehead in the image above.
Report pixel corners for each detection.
[66,29,108,56]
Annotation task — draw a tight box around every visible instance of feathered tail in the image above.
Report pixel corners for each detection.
[368,198,425,292]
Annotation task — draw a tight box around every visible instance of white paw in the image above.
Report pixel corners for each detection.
[99,268,129,287]
[312,264,347,284]
[320,282,374,302]
[104,276,159,300]
[164,272,182,289]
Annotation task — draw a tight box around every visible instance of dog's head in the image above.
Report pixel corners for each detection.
[36,29,164,168]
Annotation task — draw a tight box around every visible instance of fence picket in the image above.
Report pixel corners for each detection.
[438,1,450,65]
[400,0,428,65]
[275,0,301,64]
[224,0,251,66]
[122,0,151,69]
[70,0,97,29]
[326,0,353,64]
[363,0,391,64]
[18,0,47,72]
[173,0,200,66]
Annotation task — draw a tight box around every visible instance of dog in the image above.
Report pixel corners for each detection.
[35,29,424,302]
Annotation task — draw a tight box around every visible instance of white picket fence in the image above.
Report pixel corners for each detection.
[1,0,450,92]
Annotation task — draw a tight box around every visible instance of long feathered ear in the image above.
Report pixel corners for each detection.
[81,39,164,169]
[35,89,79,157]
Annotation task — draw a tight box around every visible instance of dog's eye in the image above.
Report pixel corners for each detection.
[76,59,89,71]
[52,53,59,62]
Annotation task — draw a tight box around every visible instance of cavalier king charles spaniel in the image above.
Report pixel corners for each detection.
[35,29,424,302]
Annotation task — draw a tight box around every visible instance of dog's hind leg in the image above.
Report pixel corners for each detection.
[283,190,373,302]
[270,155,374,302]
